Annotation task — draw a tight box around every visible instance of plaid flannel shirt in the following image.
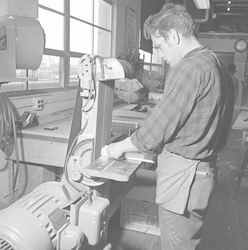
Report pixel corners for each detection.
[131,46,234,160]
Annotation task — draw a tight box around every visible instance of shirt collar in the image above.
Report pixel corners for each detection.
[183,46,210,59]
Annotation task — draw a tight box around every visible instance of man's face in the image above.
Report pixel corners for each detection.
[151,33,179,67]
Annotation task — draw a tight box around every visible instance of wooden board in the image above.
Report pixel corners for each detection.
[232,111,248,131]
[10,135,68,167]
[20,117,72,139]
[113,109,149,119]
[84,155,141,182]
[120,104,154,111]
[112,117,140,129]
[113,104,153,119]
[112,104,155,131]
[101,145,157,164]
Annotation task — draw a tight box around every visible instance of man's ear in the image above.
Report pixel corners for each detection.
[168,29,180,45]
[0,149,7,170]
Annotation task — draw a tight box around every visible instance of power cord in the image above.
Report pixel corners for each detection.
[0,92,19,189]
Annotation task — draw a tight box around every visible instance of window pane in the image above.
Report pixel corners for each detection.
[94,0,112,30]
[70,0,93,23]
[29,55,62,89]
[0,70,26,91]
[39,0,64,12]
[0,82,25,92]
[38,8,64,50]
[150,65,162,75]
[70,19,93,53]
[152,48,162,64]
[94,27,111,57]
[70,57,80,86]
[140,50,152,63]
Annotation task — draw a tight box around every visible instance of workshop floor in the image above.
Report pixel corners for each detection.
[107,108,248,250]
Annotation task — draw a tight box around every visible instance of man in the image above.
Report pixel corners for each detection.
[227,63,239,104]
[107,3,234,250]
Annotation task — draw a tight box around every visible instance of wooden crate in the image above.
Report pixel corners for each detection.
[119,169,160,236]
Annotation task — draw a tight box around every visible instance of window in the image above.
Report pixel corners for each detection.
[70,57,81,87]
[69,0,112,85]
[28,55,61,90]
[1,0,113,93]
[39,0,64,12]
[70,19,93,54]
[139,47,170,90]
[39,8,64,50]
[139,48,164,75]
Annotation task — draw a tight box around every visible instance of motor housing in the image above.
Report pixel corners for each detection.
[0,180,109,250]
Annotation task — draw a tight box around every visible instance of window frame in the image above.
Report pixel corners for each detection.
[2,0,113,96]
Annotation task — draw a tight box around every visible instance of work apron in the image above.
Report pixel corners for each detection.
[156,148,199,214]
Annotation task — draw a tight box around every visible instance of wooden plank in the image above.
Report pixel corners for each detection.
[9,136,67,167]
[118,104,154,111]
[101,145,157,163]
[19,117,72,139]
[112,117,139,128]
[84,156,141,182]
[234,106,248,111]
[113,109,149,119]
[232,111,248,130]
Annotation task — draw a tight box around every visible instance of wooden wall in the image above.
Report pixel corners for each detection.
[112,0,141,59]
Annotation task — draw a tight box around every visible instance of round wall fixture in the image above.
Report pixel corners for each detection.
[235,39,248,52]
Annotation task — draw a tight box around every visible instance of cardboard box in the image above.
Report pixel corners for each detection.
[119,169,160,236]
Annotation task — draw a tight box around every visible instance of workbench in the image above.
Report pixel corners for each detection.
[5,108,149,187]
[5,103,156,204]
[112,103,153,135]
[232,110,248,191]
[10,116,126,168]
[4,116,125,203]
[8,103,155,171]
[0,118,73,205]
[232,110,248,131]
[10,117,72,167]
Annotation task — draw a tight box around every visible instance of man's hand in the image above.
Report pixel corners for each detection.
[106,137,138,159]
[106,141,124,159]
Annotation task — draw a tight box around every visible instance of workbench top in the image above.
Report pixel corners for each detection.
[232,111,248,131]
[18,117,72,141]
[19,103,154,139]
[112,103,154,130]
[11,103,154,168]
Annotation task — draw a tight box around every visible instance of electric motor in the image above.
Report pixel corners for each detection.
[0,181,85,250]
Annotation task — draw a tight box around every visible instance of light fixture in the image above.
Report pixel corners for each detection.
[193,0,210,9]
[234,39,248,52]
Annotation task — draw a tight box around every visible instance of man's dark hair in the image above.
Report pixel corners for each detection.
[143,3,197,41]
